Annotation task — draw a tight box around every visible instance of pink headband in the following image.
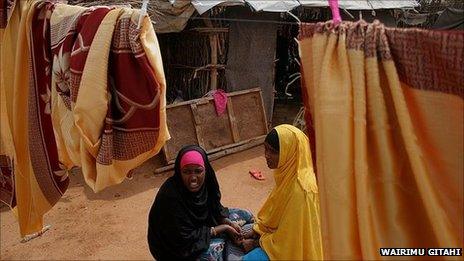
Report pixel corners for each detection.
[180,150,205,168]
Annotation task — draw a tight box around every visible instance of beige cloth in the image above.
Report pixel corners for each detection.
[3,0,53,237]
[51,6,169,192]
[50,4,88,169]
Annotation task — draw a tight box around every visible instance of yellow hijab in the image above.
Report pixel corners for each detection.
[254,124,323,260]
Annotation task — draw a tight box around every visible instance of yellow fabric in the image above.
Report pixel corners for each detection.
[49,6,169,193]
[0,0,21,219]
[5,0,53,237]
[1,2,169,237]
[49,4,87,169]
[92,10,170,192]
[0,0,20,161]
[73,9,169,192]
[1,0,22,131]
[73,8,118,156]
[253,124,323,260]
[140,12,170,150]
[72,8,122,191]
[299,23,463,260]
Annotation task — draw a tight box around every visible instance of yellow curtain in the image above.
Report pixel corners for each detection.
[299,21,463,260]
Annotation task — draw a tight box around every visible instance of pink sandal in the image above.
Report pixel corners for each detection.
[249,170,265,181]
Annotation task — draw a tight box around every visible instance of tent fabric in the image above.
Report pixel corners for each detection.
[299,0,418,10]
[225,7,278,122]
[190,0,419,14]
[68,0,418,33]
[341,10,397,28]
[246,0,300,13]
[432,8,464,30]
[150,0,197,33]
[191,0,244,15]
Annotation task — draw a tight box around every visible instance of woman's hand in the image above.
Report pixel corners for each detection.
[241,228,258,239]
[222,218,242,234]
[213,224,242,239]
[225,225,242,243]
[230,222,242,234]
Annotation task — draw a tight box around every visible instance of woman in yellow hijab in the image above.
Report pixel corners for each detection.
[241,124,323,260]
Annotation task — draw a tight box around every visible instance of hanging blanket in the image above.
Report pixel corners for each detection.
[28,0,69,206]
[50,4,112,169]
[0,0,69,238]
[1,1,169,238]
[74,8,169,192]
[49,4,169,192]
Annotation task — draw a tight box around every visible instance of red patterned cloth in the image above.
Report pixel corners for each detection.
[386,28,464,98]
[96,12,163,166]
[0,0,16,28]
[28,2,69,205]
[0,155,15,208]
[51,6,113,110]
[50,6,168,192]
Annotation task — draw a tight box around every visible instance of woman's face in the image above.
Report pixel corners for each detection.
[180,164,205,192]
[264,142,279,169]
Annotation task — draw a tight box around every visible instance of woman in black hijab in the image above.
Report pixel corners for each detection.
[147,145,253,260]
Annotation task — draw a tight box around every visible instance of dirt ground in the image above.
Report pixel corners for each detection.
[0,146,274,260]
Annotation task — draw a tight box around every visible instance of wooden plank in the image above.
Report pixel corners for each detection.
[196,102,234,151]
[258,88,270,131]
[165,135,266,165]
[226,87,262,97]
[163,88,267,164]
[169,64,226,70]
[210,34,218,90]
[227,97,240,143]
[166,88,261,108]
[190,103,205,148]
[208,136,264,161]
[207,135,265,155]
[155,136,265,174]
[190,27,229,33]
[203,16,218,91]
[233,92,268,140]
[163,105,197,162]
[161,146,170,166]
[154,164,174,174]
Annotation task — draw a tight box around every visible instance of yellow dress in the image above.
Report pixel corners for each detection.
[254,124,323,260]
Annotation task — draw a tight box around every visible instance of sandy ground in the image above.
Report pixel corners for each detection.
[0,146,274,260]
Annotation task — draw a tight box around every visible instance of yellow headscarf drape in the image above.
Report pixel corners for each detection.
[254,124,323,260]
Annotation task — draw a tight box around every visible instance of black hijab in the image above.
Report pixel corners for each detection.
[265,128,280,151]
[147,145,229,260]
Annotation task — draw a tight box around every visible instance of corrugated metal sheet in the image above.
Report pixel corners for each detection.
[191,0,245,14]
[299,0,419,10]
[190,0,419,14]
[247,1,300,12]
